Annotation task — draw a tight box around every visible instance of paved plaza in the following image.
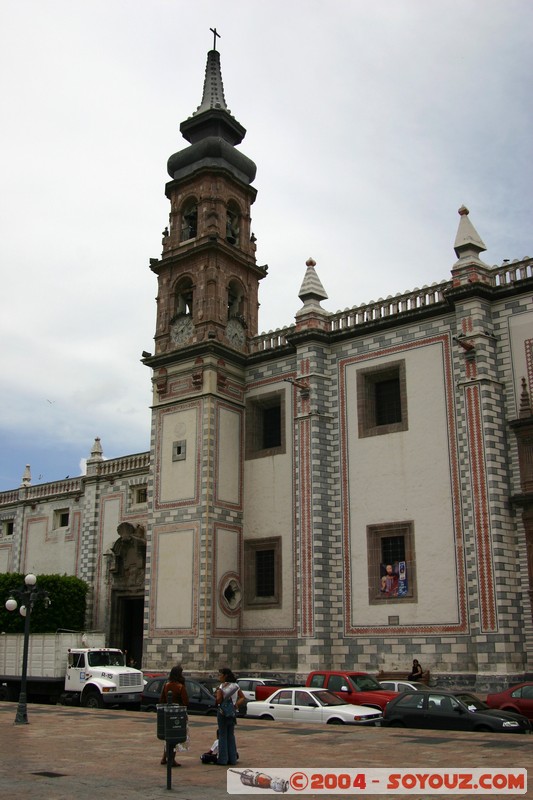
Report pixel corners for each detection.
[0,701,530,799]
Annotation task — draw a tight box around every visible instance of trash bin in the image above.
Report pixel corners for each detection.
[157,704,188,745]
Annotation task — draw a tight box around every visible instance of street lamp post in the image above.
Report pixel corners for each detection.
[5,573,51,725]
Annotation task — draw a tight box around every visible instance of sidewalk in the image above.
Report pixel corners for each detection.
[0,701,530,799]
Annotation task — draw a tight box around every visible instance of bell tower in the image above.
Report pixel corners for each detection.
[143,40,265,670]
[150,43,265,354]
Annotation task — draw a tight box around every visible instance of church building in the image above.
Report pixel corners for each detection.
[1,46,532,691]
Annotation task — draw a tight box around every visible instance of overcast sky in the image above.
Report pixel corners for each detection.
[1,0,532,491]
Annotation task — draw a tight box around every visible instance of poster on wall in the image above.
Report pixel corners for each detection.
[380,561,408,598]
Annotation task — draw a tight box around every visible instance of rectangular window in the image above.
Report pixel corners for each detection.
[172,440,187,461]
[132,486,147,504]
[375,378,402,425]
[367,521,416,603]
[245,391,286,459]
[54,509,70,529]
[1,520,14,537]
[256,548,275,596]
[244,537,282,608]
[262,405,281,449]
[357,360,408,438]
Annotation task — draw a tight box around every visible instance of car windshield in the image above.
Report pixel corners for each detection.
[455,693,488,712]
[313,690,346,707]
[87,650,125,667]
[349,674,382,691]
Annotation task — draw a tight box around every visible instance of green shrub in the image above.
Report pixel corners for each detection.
[0,573,88,633]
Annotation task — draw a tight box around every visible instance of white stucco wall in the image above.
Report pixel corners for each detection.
[154,526,195,629]
[159,406,198,503]
[216,405,241,506]
[242,385,294,630]
[345,342,460,626]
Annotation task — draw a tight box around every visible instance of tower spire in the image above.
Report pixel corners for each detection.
[193,47,229,117]
[168,46,256,184]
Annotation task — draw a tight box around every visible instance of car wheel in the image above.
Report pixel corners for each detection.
[326,718,345,725]
[387,720,405,728]
[82,690,104,709]
[501,706,518,714]
[473,725,492,733]
[260,714,274,721]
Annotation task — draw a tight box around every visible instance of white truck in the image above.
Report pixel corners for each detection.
[0,631,144,708]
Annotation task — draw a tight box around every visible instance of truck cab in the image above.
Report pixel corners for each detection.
[306,671,398,712]
[65,648,144,708]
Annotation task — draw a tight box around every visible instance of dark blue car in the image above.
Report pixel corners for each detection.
[383,689,531,734]
[141,676,217,715]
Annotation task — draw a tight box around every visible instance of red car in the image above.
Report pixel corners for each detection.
[486,683,533,720]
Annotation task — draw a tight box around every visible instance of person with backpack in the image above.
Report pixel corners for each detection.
[215,668,245,766]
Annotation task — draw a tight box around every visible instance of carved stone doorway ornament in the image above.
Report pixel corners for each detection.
[107,522,147,592]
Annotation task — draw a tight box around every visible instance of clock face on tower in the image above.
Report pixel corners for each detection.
[226,318,246,348]
[170,314,194,346]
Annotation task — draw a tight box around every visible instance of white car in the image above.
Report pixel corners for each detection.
[237,677,284,701]
[246,686,382,726]
[379,680,429,693]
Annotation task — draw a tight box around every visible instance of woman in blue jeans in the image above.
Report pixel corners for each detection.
[215,668,245,765]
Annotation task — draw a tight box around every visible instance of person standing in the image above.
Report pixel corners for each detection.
[215,668,245,766]
[160,665,189,767]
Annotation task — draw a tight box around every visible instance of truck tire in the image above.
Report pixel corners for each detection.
[82,690,104,709]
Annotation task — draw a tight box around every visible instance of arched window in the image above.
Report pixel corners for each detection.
[174,277,194,317]
[227,279,243,320]
[226,202,240,246]
[181,200,197,242]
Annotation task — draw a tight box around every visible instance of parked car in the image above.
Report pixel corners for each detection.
[379,680,430,693]
[196,677,220,695]
[237,677,288,701]
[382,689,531,734]
[246,686,382,726]
[486,683,533,720]
[306,671,398,711]
[141,676,217,715]
[142,670,166,686]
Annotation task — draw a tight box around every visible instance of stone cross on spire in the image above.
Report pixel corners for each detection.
[210,27,221,50]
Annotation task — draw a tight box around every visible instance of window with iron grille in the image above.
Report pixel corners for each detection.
[244,537,281,608]
[245,391,286,459]
[256,548,275,596]
[357,360,408,438]
[367,522,416,603]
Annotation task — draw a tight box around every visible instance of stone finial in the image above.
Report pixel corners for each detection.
[519,377,532,419]
[296,257,329,321]
[21,465,31,487]
[88,437,104,462]
[298,258,327,300]
[453,205,487,260]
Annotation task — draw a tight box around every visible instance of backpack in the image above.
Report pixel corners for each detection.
[218,685,238,717]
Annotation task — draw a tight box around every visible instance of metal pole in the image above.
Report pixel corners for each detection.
[14,594,31,725]
[166,689,173,790]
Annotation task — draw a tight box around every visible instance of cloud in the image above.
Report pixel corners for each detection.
[1,0,532,489]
